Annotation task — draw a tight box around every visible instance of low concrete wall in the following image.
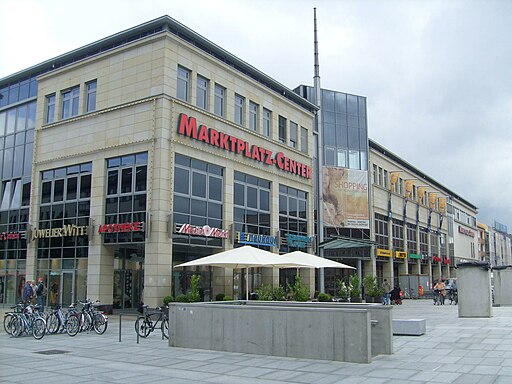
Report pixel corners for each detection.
[240,301,393,356]
[168,302,372,363]
[493,268,512,306]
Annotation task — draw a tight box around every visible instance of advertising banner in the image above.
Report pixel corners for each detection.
[323,167,369,229]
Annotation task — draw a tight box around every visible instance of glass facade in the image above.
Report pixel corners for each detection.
[278,185,308,253]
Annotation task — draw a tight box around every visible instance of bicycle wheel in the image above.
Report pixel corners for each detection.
[161,317,169,339]
[135,316,151,338]
[93,313,108,335]
[81,312,93,332]
[46,312,60,334]
[11,316,24,338]
[3,313,15,335]
[66,313,80,337]
[32,318,46,340]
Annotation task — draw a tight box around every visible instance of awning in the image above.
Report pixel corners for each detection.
[319,237,376,250]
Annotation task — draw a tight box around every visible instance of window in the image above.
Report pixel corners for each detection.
[278,115,287,144]
[86,81,97,112]
[196,75,209,110]
[214,84,226,117]
[46,94,55,124]
[234,94,245,126]
[289,121,298,148]
[249,101,258,131]
[349,150,360,169]
[392,219,404,252]
[374,213,389,248]
[407,223,417,253]
[337,149,347,167]
[177,66,190,102]
[279,185,308,253]
[300,127,308,153]
[61,86,80,119]
[263,108,271,137]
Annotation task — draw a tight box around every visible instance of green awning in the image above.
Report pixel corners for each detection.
[319,237,376,250]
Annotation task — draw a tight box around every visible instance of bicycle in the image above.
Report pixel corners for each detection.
[433,289,445,305]
[65,299,108,336]
[135,305,168,339]
[3,303,25,335]
[446,289,458,305]
[10,304,47,339]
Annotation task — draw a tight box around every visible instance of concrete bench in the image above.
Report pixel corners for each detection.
[392,319,426,336]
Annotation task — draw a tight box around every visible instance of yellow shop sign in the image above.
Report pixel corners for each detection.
[376,249,392,257]
[395,251,407,259]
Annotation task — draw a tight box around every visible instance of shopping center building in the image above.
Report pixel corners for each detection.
[0,16,318,310]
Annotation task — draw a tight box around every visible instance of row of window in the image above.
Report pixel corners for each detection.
[177,65,309,153]
[45,81,97,124]
[0,78,38,108]
[374,213,447,256]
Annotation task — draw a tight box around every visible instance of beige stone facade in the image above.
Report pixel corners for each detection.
[21,18,315,309]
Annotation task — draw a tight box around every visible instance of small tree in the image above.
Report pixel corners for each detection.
[256,284,274,301]
[288,274,310,301]
[188,274,201,302]
[349,274,361,301]
[337,279,351,301]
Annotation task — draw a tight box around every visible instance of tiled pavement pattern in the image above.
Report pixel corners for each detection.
[1,300,512,383]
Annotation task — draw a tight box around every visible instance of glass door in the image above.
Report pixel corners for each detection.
[61,271,75,306]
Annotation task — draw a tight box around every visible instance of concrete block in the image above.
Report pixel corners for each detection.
[393,319,426,336]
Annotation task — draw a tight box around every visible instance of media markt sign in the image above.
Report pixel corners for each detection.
[175,223,229,238]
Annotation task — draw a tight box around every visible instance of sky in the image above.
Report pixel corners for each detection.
[1,0,511,230]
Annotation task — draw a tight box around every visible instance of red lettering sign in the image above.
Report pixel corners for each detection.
[177,113,312,179]
[98,222,145,234]
[175,223,229,238]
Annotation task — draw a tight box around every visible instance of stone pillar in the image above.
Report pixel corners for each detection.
[457,261,492,318]
[493,267,512,306]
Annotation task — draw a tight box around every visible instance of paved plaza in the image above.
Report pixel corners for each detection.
[1,299,512,383]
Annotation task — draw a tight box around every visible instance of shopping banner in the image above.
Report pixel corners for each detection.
[323,167,369,229]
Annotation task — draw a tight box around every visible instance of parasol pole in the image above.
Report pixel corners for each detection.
[246,267,249,300]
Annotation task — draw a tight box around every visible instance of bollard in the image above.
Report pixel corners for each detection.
[118,314,122,342]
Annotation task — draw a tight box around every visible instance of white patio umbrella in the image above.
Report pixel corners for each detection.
[174,245,311,300]
[282,251,356,269]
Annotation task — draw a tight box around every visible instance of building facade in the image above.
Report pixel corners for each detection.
[0,16,317,309]
[368,140,478,293]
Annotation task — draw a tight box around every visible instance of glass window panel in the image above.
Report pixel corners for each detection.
[347,95,358,115]
[174,167,189,195]
[192,172,206,198]
[121,168,132,193]
[191,199,207,216]
[107,157,121,168]
[19,80,29,100]
[325,146,335,166]
[54,179,64,202]
[177,66,190,101]
[323,123,336,145]
[358,97,366,117]
[260,190,269,211]
[247,186,257,209]
[0,111,5,136]
[133,194,146,211]
[348,128,359,148]
[175,153,190,167]
[234,183,244,206]
[214,84,225,117]
[349,150,360,169]
[191,159,207,171]
[5,134,14,148]
[6,109,16,134]
[66,177,78,200]
[65,202,77,217]
[16,105,27,132]
[107,170,118,195]
[119,196,132,213]
[348,115,358,128]
[135,152,148,164]
[337,148,347,167]
[289,197,298,217]
[121,155,135,166]
[208,202,222,219]
[279,194,287,215]
[12,145,24,177]
[322,90,335,111]
[323,111,335,124]
[41,181,52,204]
[52,204,64,219]
[27,102,36,129]
[208,176,222,201]
[80,175,91,198]
[8,84,19,104]
[234,207,245,223]
[135,165,147,192]
[78,201,90,216]
[22,181,30,206]
[335,92,347,113]
[196,75,209,110]
[234,94,244,125]
[105,196,118,214]
[15,132,25,146]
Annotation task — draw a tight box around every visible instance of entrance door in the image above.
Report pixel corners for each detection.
[61,271,75,306]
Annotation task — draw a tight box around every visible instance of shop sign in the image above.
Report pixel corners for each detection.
[98,221,145,234]
[409,253,421,259]
[175,223,229,238]
[235,231,277,247]
[177,113,312,179]
[395,251,407,259]
[0,231,26,241]
[30,224,88,242]
[458,226,475,237]
[376,249,392,257]
[286,234,313,248]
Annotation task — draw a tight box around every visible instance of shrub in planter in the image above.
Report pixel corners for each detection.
[256,284,274,301]
[349,274,361,302]
[215,293,226,301]
[223,296,233,301]
[317,292,332,302]
[288,275,310,301]
[188,274,201,302]
[163,295,174,305]
[337,279,351,301]
[175,294,189,302]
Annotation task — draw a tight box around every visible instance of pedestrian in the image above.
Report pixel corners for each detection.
[390,285,402,305]
[22,280,33,304]
[35,277,46,312]
[50,283,59,307]
[382,279,392,305]
[434,279,446,305]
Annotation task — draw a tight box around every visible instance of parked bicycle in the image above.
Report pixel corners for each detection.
[433,289,445,305]
[46,304,85,336]
[446,288,458,305]
[135,305,168,339]
[65,299,108,336]
[7,304,46,339]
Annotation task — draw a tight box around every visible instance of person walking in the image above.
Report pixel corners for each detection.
[35,277,46,312]
[22,280,33,304]
[382,279,392,305]
[434,279,446,305]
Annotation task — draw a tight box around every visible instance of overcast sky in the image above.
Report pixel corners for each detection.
[1,0,510,230]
